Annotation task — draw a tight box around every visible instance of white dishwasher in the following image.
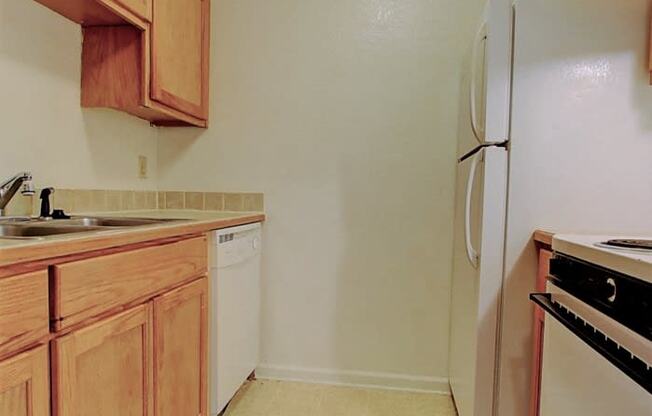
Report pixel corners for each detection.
[210,222,262,415]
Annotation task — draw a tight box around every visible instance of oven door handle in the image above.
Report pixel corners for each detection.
[530,293,652,394]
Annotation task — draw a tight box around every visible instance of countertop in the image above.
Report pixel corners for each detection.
[533,230,554,247]
[0,210,265,268]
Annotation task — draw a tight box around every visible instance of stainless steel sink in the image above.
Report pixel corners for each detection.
[54,217,181,227]
[0,216,183,240]
[0,224,106,239]
[0,216,34,223]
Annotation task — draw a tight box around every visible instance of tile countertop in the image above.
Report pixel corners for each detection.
[553,234,652,284]
[0,210,265,268]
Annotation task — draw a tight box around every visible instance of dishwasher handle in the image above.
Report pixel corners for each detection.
[530,293,652,394]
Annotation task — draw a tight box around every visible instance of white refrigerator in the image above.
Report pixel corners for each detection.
[449,1,652,415]
[448,0,513,415]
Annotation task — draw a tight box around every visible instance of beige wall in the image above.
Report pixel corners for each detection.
[158,0,481,389]
[0,1,158,191]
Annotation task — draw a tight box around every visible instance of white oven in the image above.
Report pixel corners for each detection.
[530,251,652,415]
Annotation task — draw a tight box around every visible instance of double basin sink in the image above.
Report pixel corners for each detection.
[0,216,182,240]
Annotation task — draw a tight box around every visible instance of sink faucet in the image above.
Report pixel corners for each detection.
[0,172,35,216]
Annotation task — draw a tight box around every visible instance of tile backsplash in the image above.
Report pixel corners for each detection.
[4,189,264,217]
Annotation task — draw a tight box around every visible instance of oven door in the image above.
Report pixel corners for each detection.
[531,285,652,416]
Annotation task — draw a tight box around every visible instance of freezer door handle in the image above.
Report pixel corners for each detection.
[530,293,652,394]
[464,151,482,268]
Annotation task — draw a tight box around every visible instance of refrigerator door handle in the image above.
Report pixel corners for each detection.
[464,151,482,268]
[470,22,487,145]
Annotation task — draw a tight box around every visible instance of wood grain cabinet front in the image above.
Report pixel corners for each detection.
[153,277,209,416]
[102,0,152,21]
[80,0,210,127]
[52,304,154,416]
[52,237,207,331]
[151,0,210,120]
[0,271,49,359]
[0,235,213,415]
[0,345,50,416]
[34,0,209,127]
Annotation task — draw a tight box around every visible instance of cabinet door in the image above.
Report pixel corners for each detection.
[0,345,49,416]
[53,305,153,416]
[153,278,208,416]
[151,0,210,119]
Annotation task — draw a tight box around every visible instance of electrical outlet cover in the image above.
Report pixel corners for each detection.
[138,155,148,179]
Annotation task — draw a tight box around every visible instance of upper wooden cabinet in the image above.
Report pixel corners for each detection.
[109,0,152,21]
[151,0,209,120]
[33,0,210,127]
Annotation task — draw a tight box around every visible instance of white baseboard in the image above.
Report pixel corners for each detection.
[255,364,450,395]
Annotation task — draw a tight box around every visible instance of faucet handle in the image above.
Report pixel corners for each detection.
[39,188,54,218]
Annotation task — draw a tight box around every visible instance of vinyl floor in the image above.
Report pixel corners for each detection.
[223,379,458,416]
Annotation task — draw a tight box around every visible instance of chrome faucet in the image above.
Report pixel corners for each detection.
[0,172,35,216]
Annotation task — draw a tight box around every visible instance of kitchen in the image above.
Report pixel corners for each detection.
[0,0,650,416]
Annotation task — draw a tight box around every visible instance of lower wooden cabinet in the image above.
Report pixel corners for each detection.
[0,236,211,416]
[153,278,209,416]
[0,270,49,359]
[53,304,154,416]
[51,277,209,416]
[0,345,50,416]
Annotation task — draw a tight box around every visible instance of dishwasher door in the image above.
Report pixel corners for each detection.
[210,223,262,415]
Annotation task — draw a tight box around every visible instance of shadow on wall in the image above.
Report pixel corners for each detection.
[0,0,78,84]
[0,0,159,189]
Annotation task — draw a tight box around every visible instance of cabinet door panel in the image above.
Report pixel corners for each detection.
[151,0,209,119]
[0,345,49,416]
[0,271,49,358]
[153,278,208,416]
[53,305,153,416]
[53,236,207,331]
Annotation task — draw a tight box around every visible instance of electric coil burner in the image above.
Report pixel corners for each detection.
[598,239,652,253]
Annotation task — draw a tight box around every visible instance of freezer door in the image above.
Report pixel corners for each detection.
[458,20,488,159]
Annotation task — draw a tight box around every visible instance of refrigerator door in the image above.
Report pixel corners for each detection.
[449,0,513,415]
